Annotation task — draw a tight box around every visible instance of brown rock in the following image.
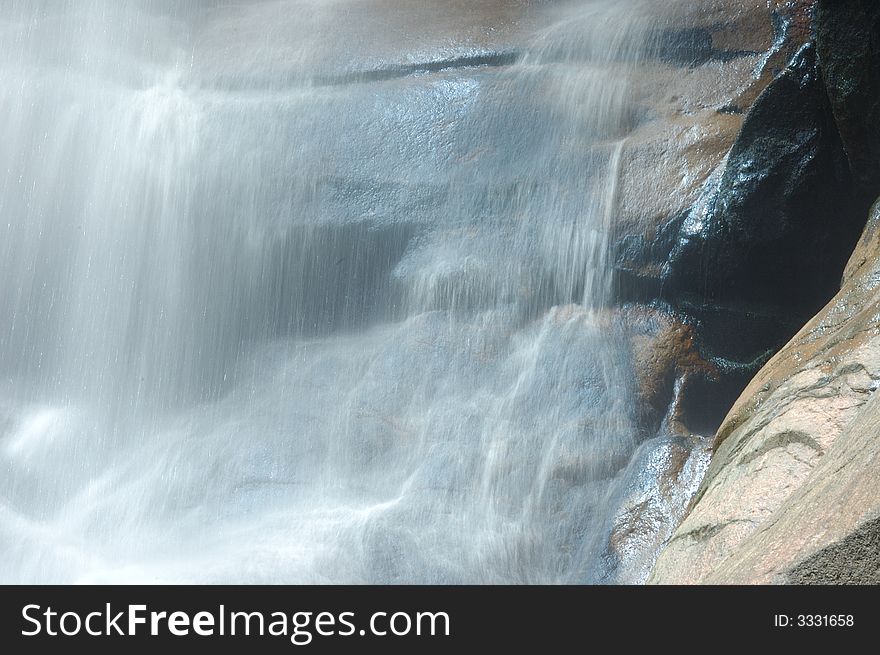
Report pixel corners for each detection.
[616,305,716,432]
[661,0,816,112]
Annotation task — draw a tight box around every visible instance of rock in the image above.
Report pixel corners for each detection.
[615,305,716,432]
[610,1,830,438]
[662,0,804,53]
[607,432,712,584]
[649,199,880,584]
[723,0,818,112]
[817,0,880,195]
[191,0,534,85]
[614,88,750,292]
[597,304,717,584]
[787,517,880,584]
[612,0,815,298]
[662,43,865,371]
[612,1,823,306]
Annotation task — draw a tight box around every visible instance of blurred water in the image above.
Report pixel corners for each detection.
[0,0,669,583]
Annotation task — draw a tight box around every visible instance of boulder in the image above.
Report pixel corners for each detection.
[602,304,716,583]
[613,0,816,300]
[608,432,712,584]
[662,43,865,372]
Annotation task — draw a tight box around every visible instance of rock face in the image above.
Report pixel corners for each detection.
[191,0,837,582]
[817,0,880,195]
[610,1,863,436]
[592,304,715,583]
[614,0,817,300]
[649,200,880,584]
[607,431,712,584]
[617,305,715,432]
[659,41,869,401]
[198,0,878,584]
[665,43,855,317]
[648,0,880,586]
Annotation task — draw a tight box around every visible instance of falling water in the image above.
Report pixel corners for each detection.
[0,0,683,583]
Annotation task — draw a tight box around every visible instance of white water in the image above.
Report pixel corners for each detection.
[0,0,673,583]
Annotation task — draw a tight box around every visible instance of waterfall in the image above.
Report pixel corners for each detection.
[0,0,679,583]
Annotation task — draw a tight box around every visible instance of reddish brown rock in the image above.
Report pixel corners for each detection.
[615,305,717,436]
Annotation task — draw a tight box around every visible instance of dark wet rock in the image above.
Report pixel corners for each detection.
[661,43,866,373]
[610,3,824,435]
[817,0,880,195]
[653,27,759,67]
[614,215,687,302]
[721,0,817,113]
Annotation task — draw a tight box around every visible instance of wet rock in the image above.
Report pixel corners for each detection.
[607,2,827,449]
[191,0,535,87]
[663,0,793,54]
[615,305,716,432]
[817,0,880,195]
[660,0,816,112]
[607,433,712,584]
[649,198,880,584]
[653,27,758,68]
[267,221,418,335]
[612,1,818,306]
[721,0,817,113]
[614,109,745,299]
[662,43,865,371]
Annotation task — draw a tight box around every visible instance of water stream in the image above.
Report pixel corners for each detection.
[0,0,684,583]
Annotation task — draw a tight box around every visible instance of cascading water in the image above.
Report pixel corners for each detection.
[0,0,690,583]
